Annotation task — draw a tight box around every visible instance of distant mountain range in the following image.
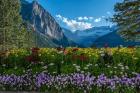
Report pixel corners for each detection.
[63,26,114,47]
[93,30,140,47]
[63,26,140,47]
[20,0,76,47]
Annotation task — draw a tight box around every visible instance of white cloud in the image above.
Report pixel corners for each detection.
[83,16,88,20]
[94,18,101,23]
[56,15,93,31]
[78,17,83,21]
[56,15,113,31]
[77,16,93,21]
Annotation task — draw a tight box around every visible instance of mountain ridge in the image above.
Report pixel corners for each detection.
[63,26,113,47]
[92,30,140,47]
[20,0,77,47]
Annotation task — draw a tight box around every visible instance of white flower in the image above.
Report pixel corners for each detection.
[61,61,64,64]
[23,70,25,73]
[132,72,138,75]
[125,66,129,70]
[2,64,6,67]
[43,66,47,69]
[87,63,92,67]
[76,68,81,72]
[124,73,128,76]
[58,51,63,54]
[53,72,57,74]
[75,65,80,69]
[51,55,55,57]
[14,66,17,70]
[81,71,84,73]
[49,63,55,66]
[101,53,105,56]
[95,64,98,67]
[107,65,111,68]
[84,67,88,70]
[121,67,125,70]
[120,72,123,75]
[99,51,104,54]
[118,63,123,67]
[73,64,77,66]
[110,71,113,74]
[40,62,44,65]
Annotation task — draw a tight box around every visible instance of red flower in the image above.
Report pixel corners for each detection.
[64,50,68,55]
[72,54,88,61]
[72,48,79,52]
[79,54,88,61]
[32,47,39,52]
[25,55,33,62]
[72,55,79,60]
[128,45,135,49]
[31,47,40,55]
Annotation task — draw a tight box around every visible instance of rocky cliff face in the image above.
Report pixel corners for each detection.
[20,0,75,47]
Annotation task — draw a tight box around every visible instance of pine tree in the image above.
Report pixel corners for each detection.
[112,0,140,41]
[0,0,35,51]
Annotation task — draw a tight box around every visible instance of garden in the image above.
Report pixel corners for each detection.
[0,47,140,93]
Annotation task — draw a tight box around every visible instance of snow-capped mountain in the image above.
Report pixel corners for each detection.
[63,26,114,47]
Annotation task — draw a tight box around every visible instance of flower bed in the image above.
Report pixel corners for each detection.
[0,71,139,92]
[0,47,140,92]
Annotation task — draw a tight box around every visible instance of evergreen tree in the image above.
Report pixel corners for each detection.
[0,0,35,51]
[112,0,140,41]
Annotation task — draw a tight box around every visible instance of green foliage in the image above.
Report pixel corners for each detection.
[0,0,35,51]
[112,0,140,41]
[0,47,140,76]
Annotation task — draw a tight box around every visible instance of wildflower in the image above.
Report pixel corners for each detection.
[95,64,98,67]
[84,67,88,70]
[31,47,39,54]
[110,71,113,74]
[125,66,129,70]
[73,64,77,66]
[72,48,79,52]
[107,65,111,68]
[101,53,105,57]
[42,66,48,69]
[48,63,55,66]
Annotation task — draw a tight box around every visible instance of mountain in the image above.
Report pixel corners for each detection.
[63,26,113,47]
[92,30,140,47]
[20,0,76,47]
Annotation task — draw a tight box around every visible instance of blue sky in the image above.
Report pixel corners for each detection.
[26,0,122,31]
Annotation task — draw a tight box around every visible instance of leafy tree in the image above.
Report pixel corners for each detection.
[112,0,140,41]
